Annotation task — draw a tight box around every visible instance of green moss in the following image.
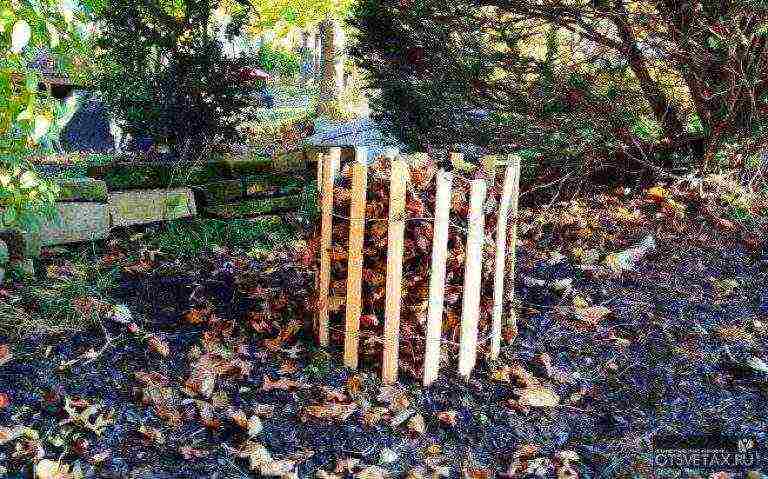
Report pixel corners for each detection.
[87,157,296,190]
[243,173,306,197]
[204,194,302,219]
[222,157,275,177]
[193,180,245,205]
[57,178,109,203]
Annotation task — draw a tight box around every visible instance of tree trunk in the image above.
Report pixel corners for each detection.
[318,15,345,116]
[612,15,686,142]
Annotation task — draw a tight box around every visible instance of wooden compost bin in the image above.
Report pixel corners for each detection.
[314,147,522,384]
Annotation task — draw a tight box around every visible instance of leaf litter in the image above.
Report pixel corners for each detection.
[0,181,767,477]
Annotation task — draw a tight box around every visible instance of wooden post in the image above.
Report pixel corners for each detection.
[458,178,487,378]
[490,159,521,359]
[505,155,522,339]
[343,148,368,369]
[381,157,408,383]
[317,148,341,347]
[316,152,324,189]
[423,170,453,386]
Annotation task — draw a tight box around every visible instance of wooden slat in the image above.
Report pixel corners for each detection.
[316,152,324,190]
[505,155,522,340]
[317,149,340,347]
[381,157,408,383]
[458,178,488,378]
[343,148,368,369]
[423,170,453,386]
[490,159,522,359]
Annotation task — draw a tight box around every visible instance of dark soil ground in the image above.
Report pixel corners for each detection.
[2,186,768,479]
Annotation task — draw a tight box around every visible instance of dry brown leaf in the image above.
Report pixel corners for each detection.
[355,465,389,479]
[34,459,72,479]
[574,306,611,325]
[302,403,357,422]
[184,307,212,325]
[408,414,426,435]
[437,410,458,427]
[0,343,13,367]
[346,375,362,396]
[462,468,492,479]
[229,409,249,429]
[260,459,297,478]
[516,386,560,408]
[180,445,209,460]
[185,358,217,399]
[262,376,301,392]
[138,425,165,445]
[147,336,170,357]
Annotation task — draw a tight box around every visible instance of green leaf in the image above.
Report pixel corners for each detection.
[2,207,17,227]
[19,171,40,189]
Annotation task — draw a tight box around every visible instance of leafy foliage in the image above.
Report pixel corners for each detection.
[350,0,768,172]
[93,0,266,160]
[258,41,301,77]
[0,1,92,231]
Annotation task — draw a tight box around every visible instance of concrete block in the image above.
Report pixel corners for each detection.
[109,188,197,227]
[192,180,244,206]
[38,203,110,246]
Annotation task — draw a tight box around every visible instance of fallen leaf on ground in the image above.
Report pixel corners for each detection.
[0,425,37,445]
[407,413,426,434]
[0,392,9,409]
[335,458,361,474]
[262,376,301,392]
[574,306,611,325]
[462,468,492,479]
[180,445,209,460]
[302,403,357,422]
[35,459,72,479]
[0,344,12,367]
[355,465,388,479]
[260,459,297,478]
[184,306,212,325]
[516,386,560,408]
[437,410,458,427]
[185,355,218,398]
[138,425,165,445]
[196,401,221,429]
[147,336,170,357]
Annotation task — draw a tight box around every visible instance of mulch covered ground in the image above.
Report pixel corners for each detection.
[1,181,767,479]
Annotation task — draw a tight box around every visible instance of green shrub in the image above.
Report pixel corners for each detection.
[258,42,301,78]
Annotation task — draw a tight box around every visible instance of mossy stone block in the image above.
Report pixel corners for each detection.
[192,180,244,206]
[203,194,302,219]
[273,149,308,171]
[243,173,305,197]
[57,177,109,203]
[109,188,197,227]
[38,203,110,246]
[222,158,275,177]
[88,158,289,190]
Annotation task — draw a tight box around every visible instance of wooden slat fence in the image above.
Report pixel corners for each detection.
[315,146,521,384]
